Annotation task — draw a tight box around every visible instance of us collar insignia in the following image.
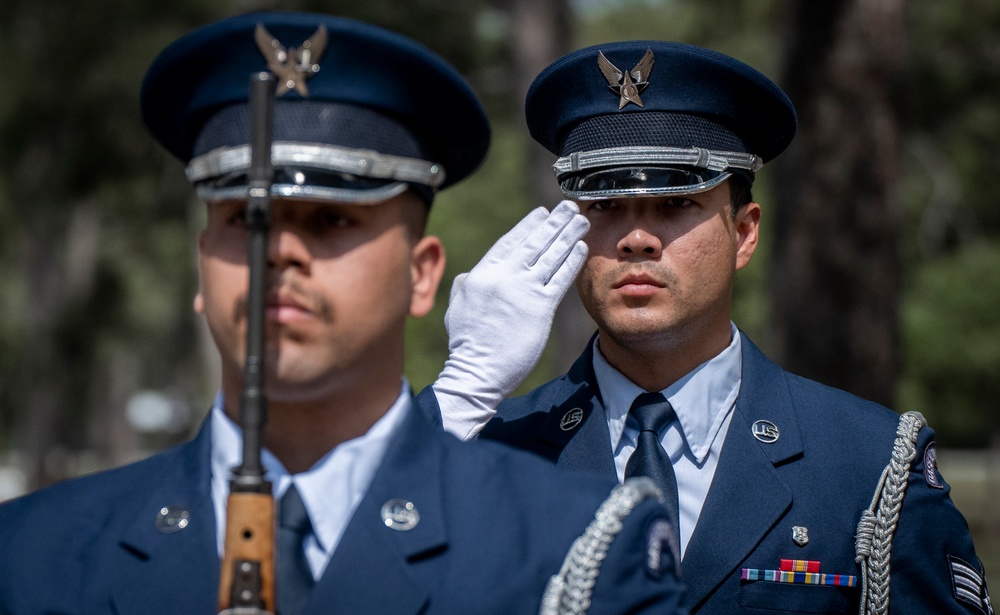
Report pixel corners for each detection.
[559,408,584,431]
[597,48,654,109]
[255,23,329,97]
[154,505,190,534]
[381,499,420,531]
[752,419,780,444]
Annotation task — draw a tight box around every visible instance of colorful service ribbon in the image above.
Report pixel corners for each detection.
[741,559,856,587]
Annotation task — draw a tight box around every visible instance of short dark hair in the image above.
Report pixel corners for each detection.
[729,175,753,216]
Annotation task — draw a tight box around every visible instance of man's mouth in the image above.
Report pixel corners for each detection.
[265,290,314,322]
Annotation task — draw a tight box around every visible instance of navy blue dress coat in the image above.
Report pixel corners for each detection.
[429,333,991,615]
[0,402,686,615]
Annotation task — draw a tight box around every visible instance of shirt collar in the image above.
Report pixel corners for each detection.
[594,323,742,464]
[210,379,411,556]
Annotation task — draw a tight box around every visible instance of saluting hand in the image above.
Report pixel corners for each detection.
[432,200,589,440]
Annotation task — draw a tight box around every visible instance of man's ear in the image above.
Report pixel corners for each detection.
[735,201,761,271]
[409,235,445,318]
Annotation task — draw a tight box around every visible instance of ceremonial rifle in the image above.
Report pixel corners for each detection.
[218,70,277,615]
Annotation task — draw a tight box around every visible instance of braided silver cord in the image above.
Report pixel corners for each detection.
[855,411,927,615]
[539,477,662,615]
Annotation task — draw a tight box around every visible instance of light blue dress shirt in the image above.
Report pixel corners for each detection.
[593,323,742,557]
[210,379,410,579]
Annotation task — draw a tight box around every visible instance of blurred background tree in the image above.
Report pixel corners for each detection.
[0,0,997,579]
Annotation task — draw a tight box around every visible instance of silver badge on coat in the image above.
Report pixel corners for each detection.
[752,420,780,444]
[381,499,420,531]
[560,408,585,431]
[155,505,190,533]
[792,526,809,546]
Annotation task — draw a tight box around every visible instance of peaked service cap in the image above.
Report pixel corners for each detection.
[525,40,796,199]
[141,11,490,204]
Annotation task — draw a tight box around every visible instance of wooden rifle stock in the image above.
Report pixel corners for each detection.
[218,71,277,615]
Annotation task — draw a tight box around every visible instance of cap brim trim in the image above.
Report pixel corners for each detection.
[195,181,410,204]
[186,141,446,189]
[553,146,761,180]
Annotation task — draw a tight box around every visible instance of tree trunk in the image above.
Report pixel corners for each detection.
[770,0,906,407]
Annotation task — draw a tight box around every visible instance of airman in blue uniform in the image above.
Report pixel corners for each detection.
[423,40,993,615]
[0,17,686,615]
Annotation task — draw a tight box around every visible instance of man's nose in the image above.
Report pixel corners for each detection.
[618,226,663,260]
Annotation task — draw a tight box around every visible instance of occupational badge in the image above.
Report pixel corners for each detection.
[597,48,654,109]
[255,23,328,96]
[792,525,809,546]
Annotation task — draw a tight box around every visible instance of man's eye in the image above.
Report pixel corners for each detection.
[587,200,617,212]
[226,208,248,227]
[664,197,695,208]
[316,209,352,228]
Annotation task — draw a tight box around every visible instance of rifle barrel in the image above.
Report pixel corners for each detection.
[235,70,275,490]
[218,71,277,615]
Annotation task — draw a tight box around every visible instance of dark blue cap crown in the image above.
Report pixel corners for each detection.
[525,41,796,198]
[141,11,490,201]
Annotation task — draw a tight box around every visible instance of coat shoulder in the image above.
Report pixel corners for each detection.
[740,333,906,452]
[783,370,902,434]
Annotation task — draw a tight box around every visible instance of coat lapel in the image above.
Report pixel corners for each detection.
[679,333,804,611]
[110,420,219,615]
[307,408,444,615]
[537,343,617,476]
[540,391,616,475]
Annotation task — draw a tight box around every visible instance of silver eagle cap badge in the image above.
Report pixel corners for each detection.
[597,48,654,109]
[254,23,329,97]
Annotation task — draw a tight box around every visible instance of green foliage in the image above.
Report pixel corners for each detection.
[574,0,782,72]
[900,240,1000,447]
[0,0,231,460]
[902,0,1000,246]
[895,0,1000,446]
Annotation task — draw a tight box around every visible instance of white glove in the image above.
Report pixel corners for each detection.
[433,200,589,440]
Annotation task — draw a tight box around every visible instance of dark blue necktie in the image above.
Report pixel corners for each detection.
[624,392,681,539]
[278,484,315,615]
